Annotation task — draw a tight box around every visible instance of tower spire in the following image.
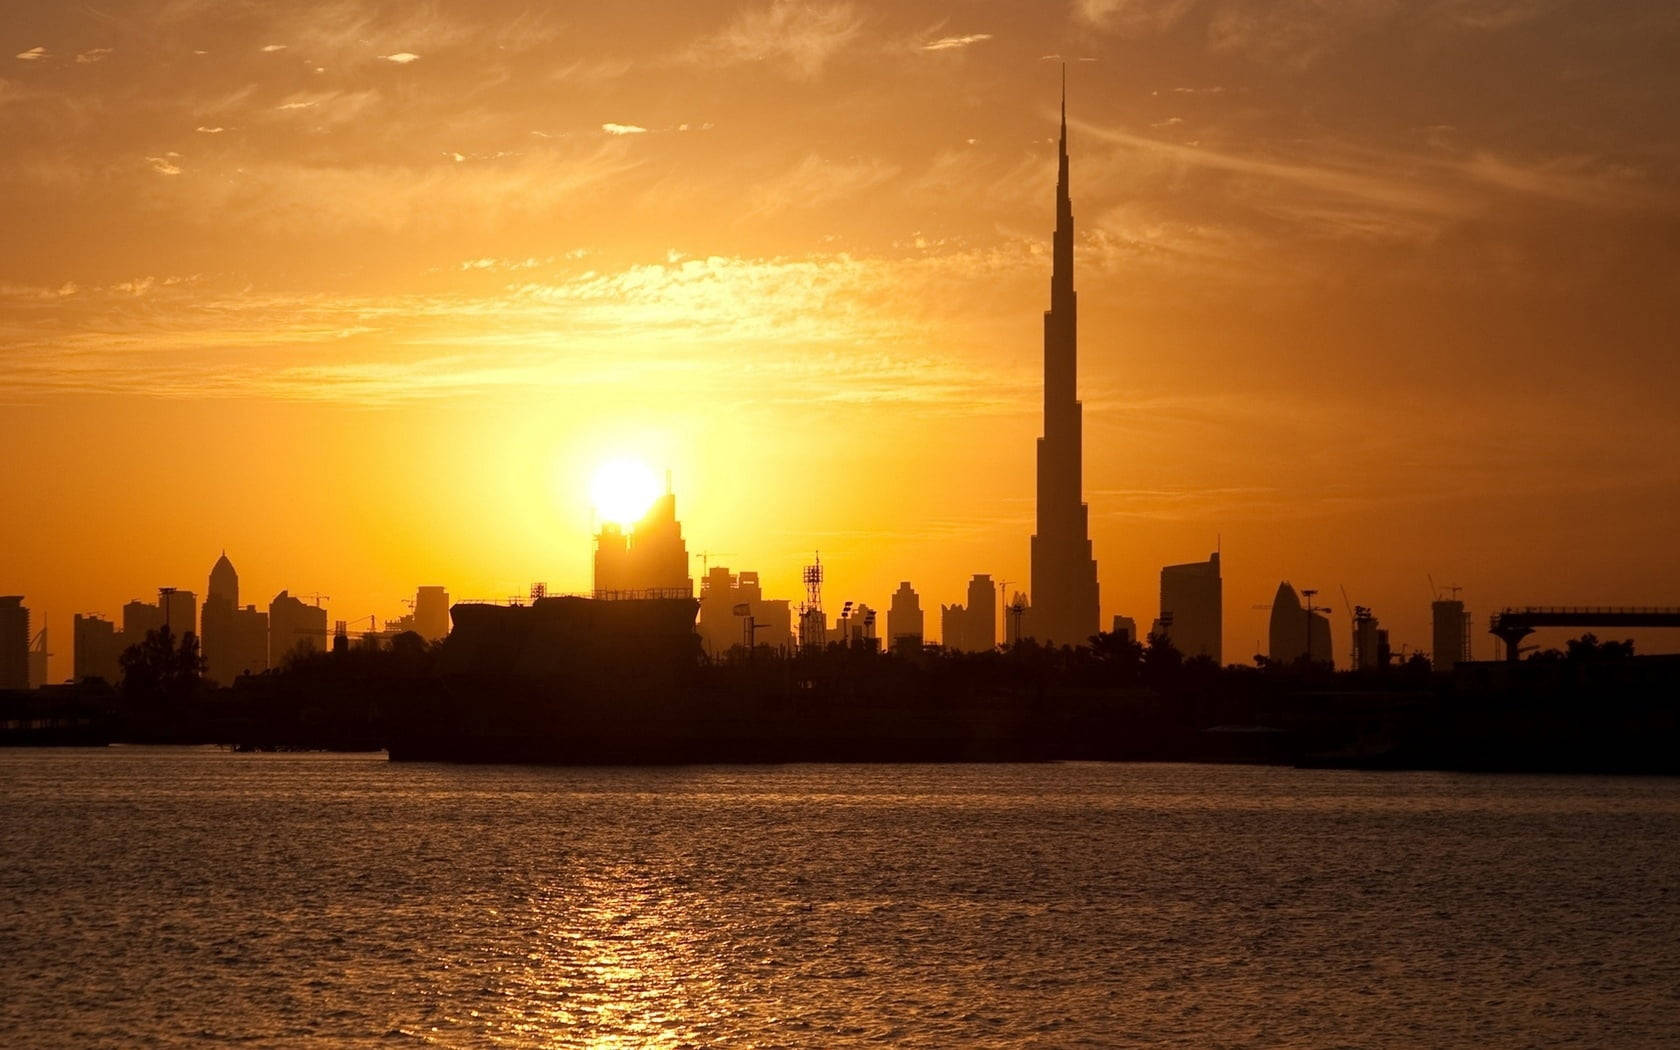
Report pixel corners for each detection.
[1030,66,1099,647]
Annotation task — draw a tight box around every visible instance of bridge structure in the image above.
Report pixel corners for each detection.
[1488,607,1680,661]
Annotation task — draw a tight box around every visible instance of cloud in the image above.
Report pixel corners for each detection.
[747,153,900,216]
[146,155,182,176]
[693,0,864,79]
[922,33,992,51]
[15,46,47,61]
[76,48,114,64]
[601,122,647,136]
[379,52,421,64]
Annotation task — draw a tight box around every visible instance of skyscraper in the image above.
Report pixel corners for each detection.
[201,552,240,685]
[1029,72,1100,647]
[414,586,450,642]
[73,613,122,684]
[593,478,692,598]
[887,581,924,651]
[1268,581,1333,669]
[0,596,29,690]
[965,574,997,653]
[1157,552,1222,664]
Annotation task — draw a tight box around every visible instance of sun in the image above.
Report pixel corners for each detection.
[590,458,661,528]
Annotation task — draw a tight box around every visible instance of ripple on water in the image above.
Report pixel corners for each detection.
[2,751,1679,1048]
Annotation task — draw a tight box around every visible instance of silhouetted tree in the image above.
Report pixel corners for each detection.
[1565,633,1635,662]
[1142,631,1183,685]
[1088,630,1143,685]
[119,625,206,702]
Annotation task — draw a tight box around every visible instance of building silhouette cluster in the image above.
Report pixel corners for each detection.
[14,552,453,689]
[6,78,1575,693]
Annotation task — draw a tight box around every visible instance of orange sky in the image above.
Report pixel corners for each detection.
[5,1,1680,679]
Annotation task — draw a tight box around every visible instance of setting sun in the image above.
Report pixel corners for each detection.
[590,458,662,528]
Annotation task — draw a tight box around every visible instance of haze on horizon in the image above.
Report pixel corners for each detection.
[4,0,1679,680]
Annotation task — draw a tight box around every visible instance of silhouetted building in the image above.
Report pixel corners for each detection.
[1028,78,1100,647]
[941,603,966,652]
[122,599,165,645]
[1352,607,1385,670]
[1005,592,1030,645]
[1269,581,1333,668]
[160,588,197,641]
[201,552,240,685]
[269,590,327,666]
[414,586,450,641]
[1111,615,1137,644]
[966,575,997,652]
[73,613,122,683]
[231,605,269,677]
[0,596,28,690]
[887,581,924,650]
[697,566,792,656]
[27,625,49,688]
[594,477,692,598]
[1158,552,1222,664]
[1432,598,1471,672]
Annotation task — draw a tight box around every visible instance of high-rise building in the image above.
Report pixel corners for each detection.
[122,599,165,644]
[966,574,997,652]
[269,590,328,667]
[941,603,966,652]
[1351,607,1385,671]
[1432,598,1471,672]
[1158,552,1222,664]
[159,588,197,641]
[27,626,49,689]
[1268,581,1333,668]
[0,596,29,690]
[230,605,269,678]
[887,582,924,650]
[414,586,450,641]
[201,552,240,685]
[593,479,692,598]
[74,613,123,683]
[697,566,792,656]
[1028,75,1100,648]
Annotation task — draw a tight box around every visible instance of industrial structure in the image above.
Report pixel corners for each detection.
[1488,607,1680,662]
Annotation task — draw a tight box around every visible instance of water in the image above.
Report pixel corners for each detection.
[3,749,1678,1048]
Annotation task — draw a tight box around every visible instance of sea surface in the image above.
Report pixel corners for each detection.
[3,749,1679,1049]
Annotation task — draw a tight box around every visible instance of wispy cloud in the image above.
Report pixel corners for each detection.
[692,0,864,79]
[921,33,992,51]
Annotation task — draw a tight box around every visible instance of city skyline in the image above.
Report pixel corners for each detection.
[6,1,1680,680]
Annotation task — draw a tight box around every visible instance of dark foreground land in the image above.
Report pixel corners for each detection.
[6,631,1678,774]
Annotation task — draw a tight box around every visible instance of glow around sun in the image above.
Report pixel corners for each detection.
[590,458,661,527]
